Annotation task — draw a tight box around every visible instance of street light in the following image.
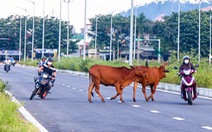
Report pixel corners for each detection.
[109,13,113,61]
[18,7,27,62]
[58,0,62,62]
[133,5,138,60]
[64,0,74,56]
[198,0,202,63]
[42,0,45,58]
[177,0,180,62]
[26,0,36,61]
[129,0,134,66]
[95,16,98,57]
[83,0,87,60]
[19,16,22,61]
[209,14,212,65]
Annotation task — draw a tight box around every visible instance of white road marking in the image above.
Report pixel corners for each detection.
[201,126,212,130]
[66,85,70,87]
[106,97,111,100]
[150,110,160,113]
[132,105,141,108]
[61,83,65,85]
[72,87,76,90]
[79,89,83,92]
[172,117,185,121]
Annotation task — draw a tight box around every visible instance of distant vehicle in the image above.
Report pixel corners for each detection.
[9,57,16,66]
[2,57,16,66]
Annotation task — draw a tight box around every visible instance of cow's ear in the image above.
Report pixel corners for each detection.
[163,70,169,73]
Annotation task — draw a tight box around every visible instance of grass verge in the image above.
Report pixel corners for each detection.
[0,80,39,132]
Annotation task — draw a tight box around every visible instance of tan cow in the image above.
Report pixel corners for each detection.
[133,62,169,102]
[88,64,147,103]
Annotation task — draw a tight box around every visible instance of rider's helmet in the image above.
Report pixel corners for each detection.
[41,56,46,61]
[46,57,53,66]
[183,55,190,64]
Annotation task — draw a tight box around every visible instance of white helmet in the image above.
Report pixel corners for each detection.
[183,55,190,64]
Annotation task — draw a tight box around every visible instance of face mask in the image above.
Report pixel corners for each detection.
[47,62,52,65]
[184,60,189,64]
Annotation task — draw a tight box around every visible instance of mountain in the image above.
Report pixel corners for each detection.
[120,1,212,21]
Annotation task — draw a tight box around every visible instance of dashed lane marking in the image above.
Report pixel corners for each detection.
[201,126,212,130]
[72,87,77,90]
[172,117,185,121]
[132,105,141,108]
[106,97,111,100]
[150,110,160,113]
[66,85,70,87]
[79,89,84,92]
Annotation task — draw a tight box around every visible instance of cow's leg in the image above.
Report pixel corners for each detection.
[133,81,138,102]
[142,84,149,101]
[119,87,125,103]
[110,85,121,101]
[148,84,157,101]
[94,81,105,103]
[88,82,95,103]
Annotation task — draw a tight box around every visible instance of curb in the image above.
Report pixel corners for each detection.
[4,90,48,132]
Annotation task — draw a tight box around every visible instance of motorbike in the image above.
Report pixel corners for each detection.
[4,64,10,73]
[30,72,53,100]
[174,64,199,105]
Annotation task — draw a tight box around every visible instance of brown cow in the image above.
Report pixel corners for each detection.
[133,62,169,102]
[88,64,147,103]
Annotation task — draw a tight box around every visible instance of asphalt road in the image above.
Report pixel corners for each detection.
[0,64,212,132]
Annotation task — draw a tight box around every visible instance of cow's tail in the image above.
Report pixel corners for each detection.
[145,60,149,68]
[89,74,94,97]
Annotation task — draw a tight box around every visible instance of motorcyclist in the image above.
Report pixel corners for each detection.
[38,57,56,90]
[178,55,197,100]
[4,58,11,71]
[38,56,46,67]
[4,58,11,65]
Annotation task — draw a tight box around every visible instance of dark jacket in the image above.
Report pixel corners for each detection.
[42,63,56,76]
[179,62,195,72]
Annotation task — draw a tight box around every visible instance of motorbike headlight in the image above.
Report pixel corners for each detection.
[42,74,48,78]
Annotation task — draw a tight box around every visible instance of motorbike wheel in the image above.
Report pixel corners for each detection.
[30,88,38,100]
[41,91,48,99]
[187,92,193,105]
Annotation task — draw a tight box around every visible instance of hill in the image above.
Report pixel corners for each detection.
[120,1,212,21]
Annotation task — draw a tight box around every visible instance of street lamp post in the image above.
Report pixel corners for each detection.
[42,0,45,58]
[129,0,134,66]
[133,5,137,60]
[64,0,73,56]
[198,0,201,63]
[109,14,113,61]
[177,0,180,62]
[209,14,212,65]
[95,16,98,57]
[58,0,62,62]
[27,0,36,61]
[17,7,27,62]
[83,0,87,60]
[19,17,22,61]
